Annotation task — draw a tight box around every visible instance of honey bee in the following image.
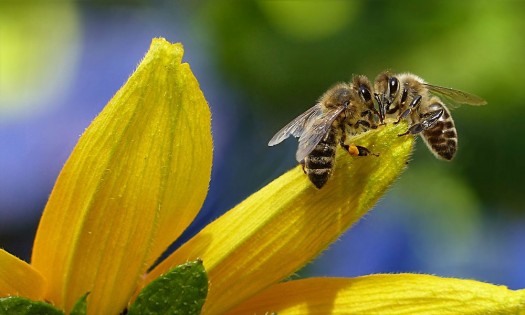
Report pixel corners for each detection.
[268,76,380,189]
[373,72,486,160]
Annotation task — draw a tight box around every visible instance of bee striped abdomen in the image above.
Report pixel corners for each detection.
[422,103,458,160]
[304,129,337,189]
[373,71,485,162]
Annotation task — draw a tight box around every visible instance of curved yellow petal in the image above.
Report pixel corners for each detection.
[144,122,414,314]
[228,275,525,314]
[0,249,46,300]
[31,38,212,314]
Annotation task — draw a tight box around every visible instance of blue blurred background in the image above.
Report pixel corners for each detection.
[1,1,524,289]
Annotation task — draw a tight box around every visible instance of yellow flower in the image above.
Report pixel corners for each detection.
[1,38,524,314]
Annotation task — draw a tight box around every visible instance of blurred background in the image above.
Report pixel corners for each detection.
[1,1,524,290]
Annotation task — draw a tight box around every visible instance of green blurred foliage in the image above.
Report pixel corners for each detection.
[0,2,80,121]
[199,0,525,211]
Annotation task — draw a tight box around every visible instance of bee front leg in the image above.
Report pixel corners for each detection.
[374,93,386,124]
[394,95,422,124]
[398,108,444,136]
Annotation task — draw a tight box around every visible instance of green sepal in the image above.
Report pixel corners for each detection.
[69,293,88,315]
[128,259,208,315]
[0,296,64,315]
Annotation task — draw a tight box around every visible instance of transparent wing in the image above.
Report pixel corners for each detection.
[268,104,323,146]
[424,84,487,107]
[295,106,345,162]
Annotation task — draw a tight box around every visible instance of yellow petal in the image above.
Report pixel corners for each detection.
[0,249,46,300]
[31,38,212,314]
[228,275,525,314]
[144,122,414,314]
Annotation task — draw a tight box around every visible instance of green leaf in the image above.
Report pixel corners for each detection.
[69,293,88,315]
[0,297,64,315]
[128,260,208,315]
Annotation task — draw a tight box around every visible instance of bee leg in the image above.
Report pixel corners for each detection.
[360,110,378,128]
[369,108,382,126]
[300,160,306,174]
[400,87,409,106]
[387,103,399,115]
[361,108,379,129]
[355,119,376,130]
[340,125,379,156]
[394,95,422,124]
[341,134,379,157]
[368,111,380,129]
[355,145,379,157]
[347,144,380,157]
[394,108,411,124]
[339,131,360,155]
[398,108,444,136]
[339,129,351,152]
[398,123,425,136]
[373,97,386,125]
[374,93,386,124]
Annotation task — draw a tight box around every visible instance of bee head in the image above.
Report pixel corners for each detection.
[373,71,399,123]
[351,75,381,122]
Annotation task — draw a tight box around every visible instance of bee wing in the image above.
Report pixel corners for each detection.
[424,84,487,108]
[268,104,323,146]
[295,106,345,162]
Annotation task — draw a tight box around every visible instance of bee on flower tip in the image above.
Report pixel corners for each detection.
[268,75,380,189]
[373,72,487,160]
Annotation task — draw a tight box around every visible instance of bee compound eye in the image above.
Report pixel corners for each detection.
[343,100,350,107]
[389,77,399,97]
[359,85,372,102]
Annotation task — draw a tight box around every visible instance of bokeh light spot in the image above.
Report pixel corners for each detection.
[258,0,359,41]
